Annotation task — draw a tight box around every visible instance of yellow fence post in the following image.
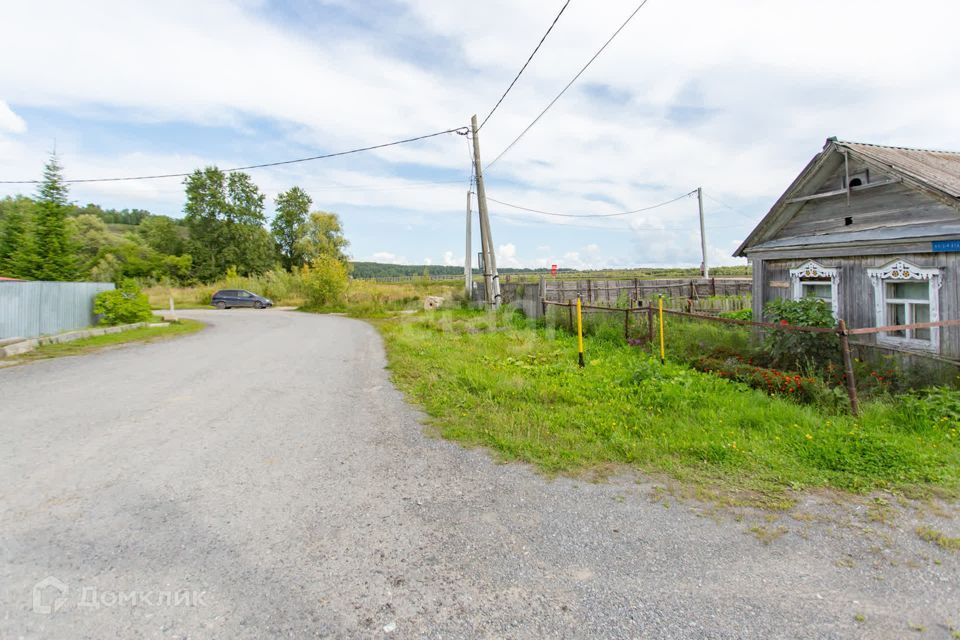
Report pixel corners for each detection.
[658,294,665,364]
[576,295,585,368]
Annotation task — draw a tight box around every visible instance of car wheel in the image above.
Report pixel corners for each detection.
[254,301,264,309]
[215,301,226,310]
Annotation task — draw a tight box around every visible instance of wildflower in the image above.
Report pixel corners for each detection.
[805,433,813,440]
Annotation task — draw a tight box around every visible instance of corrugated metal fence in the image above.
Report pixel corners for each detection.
[0,281,115,339]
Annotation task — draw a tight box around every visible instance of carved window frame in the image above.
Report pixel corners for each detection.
[789,261,840,316]
[867,259,942,352]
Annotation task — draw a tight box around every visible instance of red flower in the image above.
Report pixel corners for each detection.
[779,319,790,326]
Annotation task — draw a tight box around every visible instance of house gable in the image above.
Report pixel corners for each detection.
[736,140,960,258]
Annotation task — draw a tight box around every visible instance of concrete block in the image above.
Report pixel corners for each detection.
[1,339,38,357]
[424,296,444,311]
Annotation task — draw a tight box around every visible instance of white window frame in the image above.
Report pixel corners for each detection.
[789,261,840,316]
[867,259,942,352]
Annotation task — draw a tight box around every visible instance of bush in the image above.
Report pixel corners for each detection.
[301,255,349,308]
[763,298,839,370]
[94,281,154,325]
[691,355,826,405]
[894,386,960,432]
[719,308,752,321]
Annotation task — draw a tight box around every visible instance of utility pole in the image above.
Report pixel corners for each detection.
[464,189,473,299]
[697,187,709,279]
[470,114,501,308]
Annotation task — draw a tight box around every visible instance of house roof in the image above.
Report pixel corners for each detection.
[735,138,960,257]
[838,141,960,198]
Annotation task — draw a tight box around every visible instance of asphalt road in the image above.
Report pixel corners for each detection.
[1,309,957,639]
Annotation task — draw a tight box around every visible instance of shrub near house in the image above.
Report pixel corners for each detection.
[94,282,154,325]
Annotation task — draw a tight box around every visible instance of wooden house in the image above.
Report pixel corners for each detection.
[735,138,960,360]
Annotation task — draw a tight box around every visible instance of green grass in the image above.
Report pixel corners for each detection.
[916,525,960,551]
[378,309,960,505]
[25,319,204,360]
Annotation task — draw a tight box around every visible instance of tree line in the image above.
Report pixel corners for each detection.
[0,154,348,284]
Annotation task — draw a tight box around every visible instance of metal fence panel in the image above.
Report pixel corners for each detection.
[0,281,115,339]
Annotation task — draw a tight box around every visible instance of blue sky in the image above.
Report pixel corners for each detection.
[2,0,959,269]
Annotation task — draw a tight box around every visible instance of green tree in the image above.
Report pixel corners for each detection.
[138,215,185,256]
[297,211,350,266]
[301,254,349,308]
[33,153,76,280]
[67,214,113,275]
[0,196,39,278]
[183,167,272,281]
[271,186,311,270]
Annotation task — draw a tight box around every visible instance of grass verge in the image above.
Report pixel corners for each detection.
[378,308,960,507]
[22,319,205,361]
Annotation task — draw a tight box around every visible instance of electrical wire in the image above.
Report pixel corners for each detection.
[488,209,752,232]
[484,0,652,171]
[477,0,572,131]
[0,127,470,184]
[702,192,758,221]
[486,189,694,218]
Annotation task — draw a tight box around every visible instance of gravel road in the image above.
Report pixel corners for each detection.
[1,308,957,639]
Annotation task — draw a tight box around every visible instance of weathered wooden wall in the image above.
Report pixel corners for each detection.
[753,253,960,360]
[779,172,957,241]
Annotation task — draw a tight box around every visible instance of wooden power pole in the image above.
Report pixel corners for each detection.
[470,114,501,308]
[464,189,472,299]
[697,187,709,279]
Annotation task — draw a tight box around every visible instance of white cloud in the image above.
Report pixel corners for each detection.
[370,251,407,264]
[442,250,457,266]
[499,243,516,258]
[0,100,26,134]
[2,0,958,268]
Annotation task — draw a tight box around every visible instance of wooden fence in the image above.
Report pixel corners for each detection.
[543,299,960,416]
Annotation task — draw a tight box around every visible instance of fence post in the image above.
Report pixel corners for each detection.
[624,306,630,341]
[647,305,654,344]
[541,298,547,319]
[711,277,717,296]
[568,302,574,333]
[838,319,860,416]
[576,296,585,368]
[658,295,666,364]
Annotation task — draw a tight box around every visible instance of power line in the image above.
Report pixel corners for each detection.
[702,192,758,221]
[488,209,751,232]
[485,0,653,171]
[0,127,470,184]
[477,0,572,131]
[309,177,466,193]
[486,189,694,218]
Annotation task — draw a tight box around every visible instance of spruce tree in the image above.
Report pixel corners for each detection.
[33,153,76,280]
[0,196,40,278]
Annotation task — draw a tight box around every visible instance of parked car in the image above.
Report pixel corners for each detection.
[211,289,273,309]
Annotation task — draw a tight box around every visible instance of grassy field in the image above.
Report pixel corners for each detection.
[145,274,463,311]
[378,308,959,506]
[23,319,204,360]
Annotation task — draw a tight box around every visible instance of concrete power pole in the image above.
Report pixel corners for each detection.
[464,189,473,299]
[470,114,501,308]
[698,187,709,279]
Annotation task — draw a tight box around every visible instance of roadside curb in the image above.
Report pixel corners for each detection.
[0,322,161,359]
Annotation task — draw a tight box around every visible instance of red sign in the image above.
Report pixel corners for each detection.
[551,264,558,277]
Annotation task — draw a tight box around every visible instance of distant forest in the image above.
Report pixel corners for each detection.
[349,262,578,278]
[349,262,751,279]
